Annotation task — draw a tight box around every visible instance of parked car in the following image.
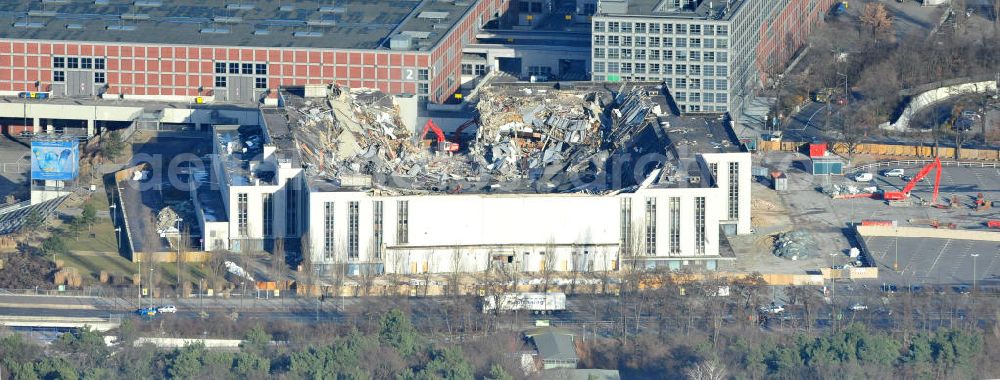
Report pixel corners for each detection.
[882,168,905,177]
[760,303,785,314]
[135,308,157,316]
[853,172,873,182]
[157,305,177,313]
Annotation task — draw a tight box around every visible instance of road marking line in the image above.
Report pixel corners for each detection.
[927,239,951,275]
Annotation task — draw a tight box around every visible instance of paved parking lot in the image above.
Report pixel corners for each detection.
[864,236,999,286]
[0,133,29,201]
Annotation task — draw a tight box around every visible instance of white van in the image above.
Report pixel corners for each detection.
[882,168,904,177]
[853,172,873,182]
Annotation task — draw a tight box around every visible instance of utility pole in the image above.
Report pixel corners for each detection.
[971,253,979,294]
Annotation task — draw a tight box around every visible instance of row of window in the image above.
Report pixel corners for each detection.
[595,21,729,36]
[461,63,488,76]
[215,62,268,76]
[673,91,728,104]
[53,56,106,70]
[52,71,106,84]
[594,35,729,49]
[629,196,703,256]
[594,48,728,63]
[594,62,730,80]
[214,76,268,89]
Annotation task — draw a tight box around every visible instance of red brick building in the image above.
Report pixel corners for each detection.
[0,0,509,104]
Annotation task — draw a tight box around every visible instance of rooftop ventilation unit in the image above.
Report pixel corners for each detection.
[28,10,58,17]
[401,30,431,39]
[94,0,110,4]
[214,16,243,24]
[253,29,270,35]
[226,3,254,10]
[432,23,449,30]
[279,5,294,11]
[417,11,450,20]
[293,31,322,37]
[306,19,336,27]
[13,21,46,28]
[200,28,231,34]
[389,34,413,50]
[107,24,138,31]
[121,13,150,20]
[134,1,162,7]
[66,23,84,29]
[318,6,345,13]
[42,0,70,3]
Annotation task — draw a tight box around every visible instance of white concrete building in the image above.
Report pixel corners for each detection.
[303,149,749,275]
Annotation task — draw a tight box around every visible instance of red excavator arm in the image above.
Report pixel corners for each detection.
[882,158,942,203]
[419,119,458,152]
[420,119,446,143]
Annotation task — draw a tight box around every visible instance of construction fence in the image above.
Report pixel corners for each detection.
[757,140,1000,161]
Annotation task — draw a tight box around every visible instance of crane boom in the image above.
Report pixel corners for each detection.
[882,158,942,203]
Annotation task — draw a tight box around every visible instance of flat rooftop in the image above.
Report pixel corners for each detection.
[0,0,477,50]
[597,0,747,20]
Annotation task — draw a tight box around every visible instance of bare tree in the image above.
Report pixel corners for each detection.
[685,358,728,380]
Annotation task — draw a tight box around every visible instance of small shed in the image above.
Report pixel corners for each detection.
[771,171,788,191]
[810,156,844,175]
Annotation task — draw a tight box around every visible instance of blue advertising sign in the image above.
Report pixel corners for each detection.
[30,140,79,181]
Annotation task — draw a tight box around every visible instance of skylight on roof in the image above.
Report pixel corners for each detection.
[417,11,449,20]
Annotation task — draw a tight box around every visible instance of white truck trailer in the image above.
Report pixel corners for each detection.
[481,292,567,314]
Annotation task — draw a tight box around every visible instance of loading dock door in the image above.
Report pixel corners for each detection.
[497,57,522,77]
[227,76,256,104]
[66,71,94,97]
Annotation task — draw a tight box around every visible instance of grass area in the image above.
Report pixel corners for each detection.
[56,252,137,282]
[56,251,212,286]
[66,221,118,252]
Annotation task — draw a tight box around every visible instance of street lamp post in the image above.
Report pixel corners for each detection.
[971,254,979,295]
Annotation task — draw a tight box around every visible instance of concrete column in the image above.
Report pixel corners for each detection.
[87,119,95,137]
[195,122,203,131]
[32,118,40,133]
[46,123,54,134]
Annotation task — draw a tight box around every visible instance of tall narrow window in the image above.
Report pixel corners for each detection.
[285,180,297,236]
[644,197,656,255]
[728,162,740,220]
[620,198,632,256]
[348,201,359,259]
[262,193,273,237]
[669,197,680,255]
[695,197,706,254]
[397,200,409,244]
[372,201,383,259]
[237,193,248,237]
[324,202,335,259]
[709,162,718,187]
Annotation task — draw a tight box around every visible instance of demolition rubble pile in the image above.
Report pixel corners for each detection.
[288,85,655,193]
[472,87,607,186]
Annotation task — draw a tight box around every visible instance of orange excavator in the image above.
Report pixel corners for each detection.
[419,119,459,152]
[882,158,942,204]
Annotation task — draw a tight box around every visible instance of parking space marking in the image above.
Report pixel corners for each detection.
[927,239,952,275]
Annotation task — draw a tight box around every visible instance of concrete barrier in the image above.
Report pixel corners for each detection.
[856,226,1000,242]
[133,337,243,348]
[882,80,998,131]
[0,315,119,331]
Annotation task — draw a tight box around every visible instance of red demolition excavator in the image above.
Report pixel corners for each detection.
[419,119,459,153]
[881,157,942,204]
